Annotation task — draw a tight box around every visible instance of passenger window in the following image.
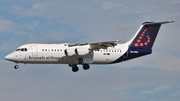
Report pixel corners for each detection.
[45,49,47,51]
[54,49,56,51]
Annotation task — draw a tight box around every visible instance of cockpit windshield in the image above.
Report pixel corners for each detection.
[16,49,21,51]
[15,48,27,51]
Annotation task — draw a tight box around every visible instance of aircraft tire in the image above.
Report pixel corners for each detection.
[72,67,79,72]
[14,65,19,69]
[83,64,90,70]
[71,65,79,72]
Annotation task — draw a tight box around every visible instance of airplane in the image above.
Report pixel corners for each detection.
[4,20,174,72]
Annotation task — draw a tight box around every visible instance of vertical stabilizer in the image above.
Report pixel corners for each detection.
[127,20,174,48]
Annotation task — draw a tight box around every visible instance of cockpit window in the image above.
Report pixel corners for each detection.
[16,48,27,51]
[16,49,21,51]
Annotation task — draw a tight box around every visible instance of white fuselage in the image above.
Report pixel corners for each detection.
[6,43,129,65]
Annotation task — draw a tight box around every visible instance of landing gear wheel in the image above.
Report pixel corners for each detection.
[72,67,79,72]
[14,65,19,69]
[71,65,79,72]
[83,64,90,70]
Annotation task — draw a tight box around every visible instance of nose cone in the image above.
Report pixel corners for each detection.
[4,54,13,61]
[4,53,19,62]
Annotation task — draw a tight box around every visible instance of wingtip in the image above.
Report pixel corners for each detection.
[168,20,175,23]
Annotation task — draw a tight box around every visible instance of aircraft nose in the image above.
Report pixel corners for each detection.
[4,54,13,61]
[4,53,19,62]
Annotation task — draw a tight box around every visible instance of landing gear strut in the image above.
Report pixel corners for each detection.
[79,57,90,70]
[14,65,19,69]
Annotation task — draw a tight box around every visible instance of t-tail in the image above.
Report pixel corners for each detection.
[112,20,174,63]
[127,20,174,48]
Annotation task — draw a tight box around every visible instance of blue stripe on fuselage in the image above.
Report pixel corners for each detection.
[111,47,152,63]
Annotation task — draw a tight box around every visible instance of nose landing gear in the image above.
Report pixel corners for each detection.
[14,65,19,69]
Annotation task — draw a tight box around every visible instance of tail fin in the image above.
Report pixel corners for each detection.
[128,20,174,48]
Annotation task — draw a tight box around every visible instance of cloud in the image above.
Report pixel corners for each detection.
[0,18,15,33]
[9,0,180,42]
[24,20,39,31]
[0,64,179,101]
[11,1,89,19]
[94,0,122,10]
[9,1,134,41]
[141,85,171,94]
[116,50,180,72]
[172,90,180,99]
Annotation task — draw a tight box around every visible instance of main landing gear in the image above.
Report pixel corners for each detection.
[69,64,90,72]
[71,64,79,72]
[83,63,90,70]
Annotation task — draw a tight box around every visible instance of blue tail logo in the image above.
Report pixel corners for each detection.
[129,23,163,48]
[112,20,174,64]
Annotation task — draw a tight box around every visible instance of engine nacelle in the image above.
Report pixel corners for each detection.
[64,48,76,56]
[64,48,92,56]
[75,48,91,56]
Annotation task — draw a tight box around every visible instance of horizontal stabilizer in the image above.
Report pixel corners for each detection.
[143,20,175,25]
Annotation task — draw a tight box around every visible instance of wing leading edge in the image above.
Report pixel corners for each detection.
[68,40,120,50]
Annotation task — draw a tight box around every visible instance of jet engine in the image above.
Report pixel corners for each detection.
[75,48,91,56]
[64,48,92,56]
[64,48,76,56]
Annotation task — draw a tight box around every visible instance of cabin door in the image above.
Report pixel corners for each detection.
[31,45,38,56]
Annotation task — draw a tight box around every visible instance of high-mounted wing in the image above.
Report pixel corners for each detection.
[68,40,120,50]
[89,40,119,50]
